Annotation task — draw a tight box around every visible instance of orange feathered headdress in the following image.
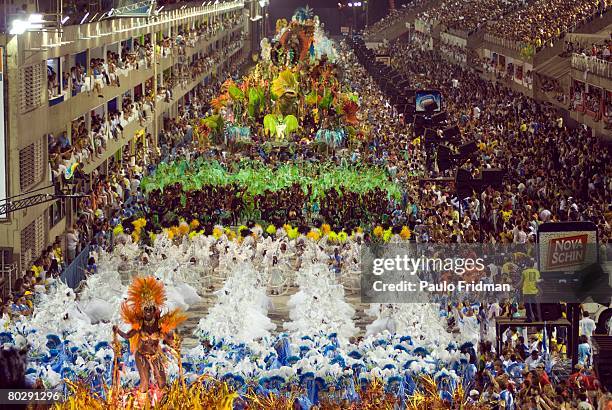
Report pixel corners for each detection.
[120,276,187,352]
[120,276,166,330]
[129,276,166,310]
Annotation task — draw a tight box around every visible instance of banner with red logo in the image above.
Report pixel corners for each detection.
[538,222,598,273]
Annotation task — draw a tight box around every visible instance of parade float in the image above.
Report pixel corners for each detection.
[159,8,385,233]
[193,7,364,152]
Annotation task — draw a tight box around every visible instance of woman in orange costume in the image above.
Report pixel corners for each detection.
[112,276,187,392]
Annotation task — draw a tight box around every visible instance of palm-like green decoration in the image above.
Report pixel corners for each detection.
[319,88,333,109]
[305,90,318,106]
[283,115,299,134]
[141,161,403,201]
[271,69,298,99]
[228,84,245,101]
[202,114,224,136]
[247,87,265,118]
[263,114,300,140]
[263,114,278,137]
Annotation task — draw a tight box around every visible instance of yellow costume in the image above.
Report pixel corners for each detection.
[114,276,187,392]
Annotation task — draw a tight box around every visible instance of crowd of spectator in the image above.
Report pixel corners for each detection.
[417,0,525,35]
[362,3,424,38]
[339,37,612,409]
[439,42,470,64]
[479,57,533,89]
[539,75,569,106]
[67,42,151,98]
[47,66,61,99]
[48,32,243,191]
[584,86,603,113]
[409,30,434,50]
[359,0,606,57]
[470,325,611,409]
[50,12,242,102]
[0,239,63,322]
[570,80,607,118]
[486,0,605,50]
[386,40,610,245]
[565,38,612,61]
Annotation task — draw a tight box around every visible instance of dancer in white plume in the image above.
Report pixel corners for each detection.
[393,303,453,346]
[284,263,357,344]
[78,261,125,323]
[458,306,480,348]
[365,302,454,348]
[365,304,398,336]
[195,261,275,344]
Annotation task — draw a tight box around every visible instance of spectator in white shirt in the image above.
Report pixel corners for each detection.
[524,350,541,371]
[473,106,481,119]
[65,227,79,263]
[579,311,597,341]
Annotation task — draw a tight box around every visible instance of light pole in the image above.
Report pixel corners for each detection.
[347,2,363,34]
[6,0,63,34]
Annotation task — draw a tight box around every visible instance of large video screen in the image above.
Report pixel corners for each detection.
[415,90,442,113]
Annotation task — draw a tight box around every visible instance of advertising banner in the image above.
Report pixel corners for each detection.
[0,46,6,219]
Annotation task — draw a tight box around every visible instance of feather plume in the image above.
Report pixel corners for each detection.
[126,276,166,312]
[120,301,141,330]
[160,308,188,334]
[211,94,229,112]
[271,69,298,99]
